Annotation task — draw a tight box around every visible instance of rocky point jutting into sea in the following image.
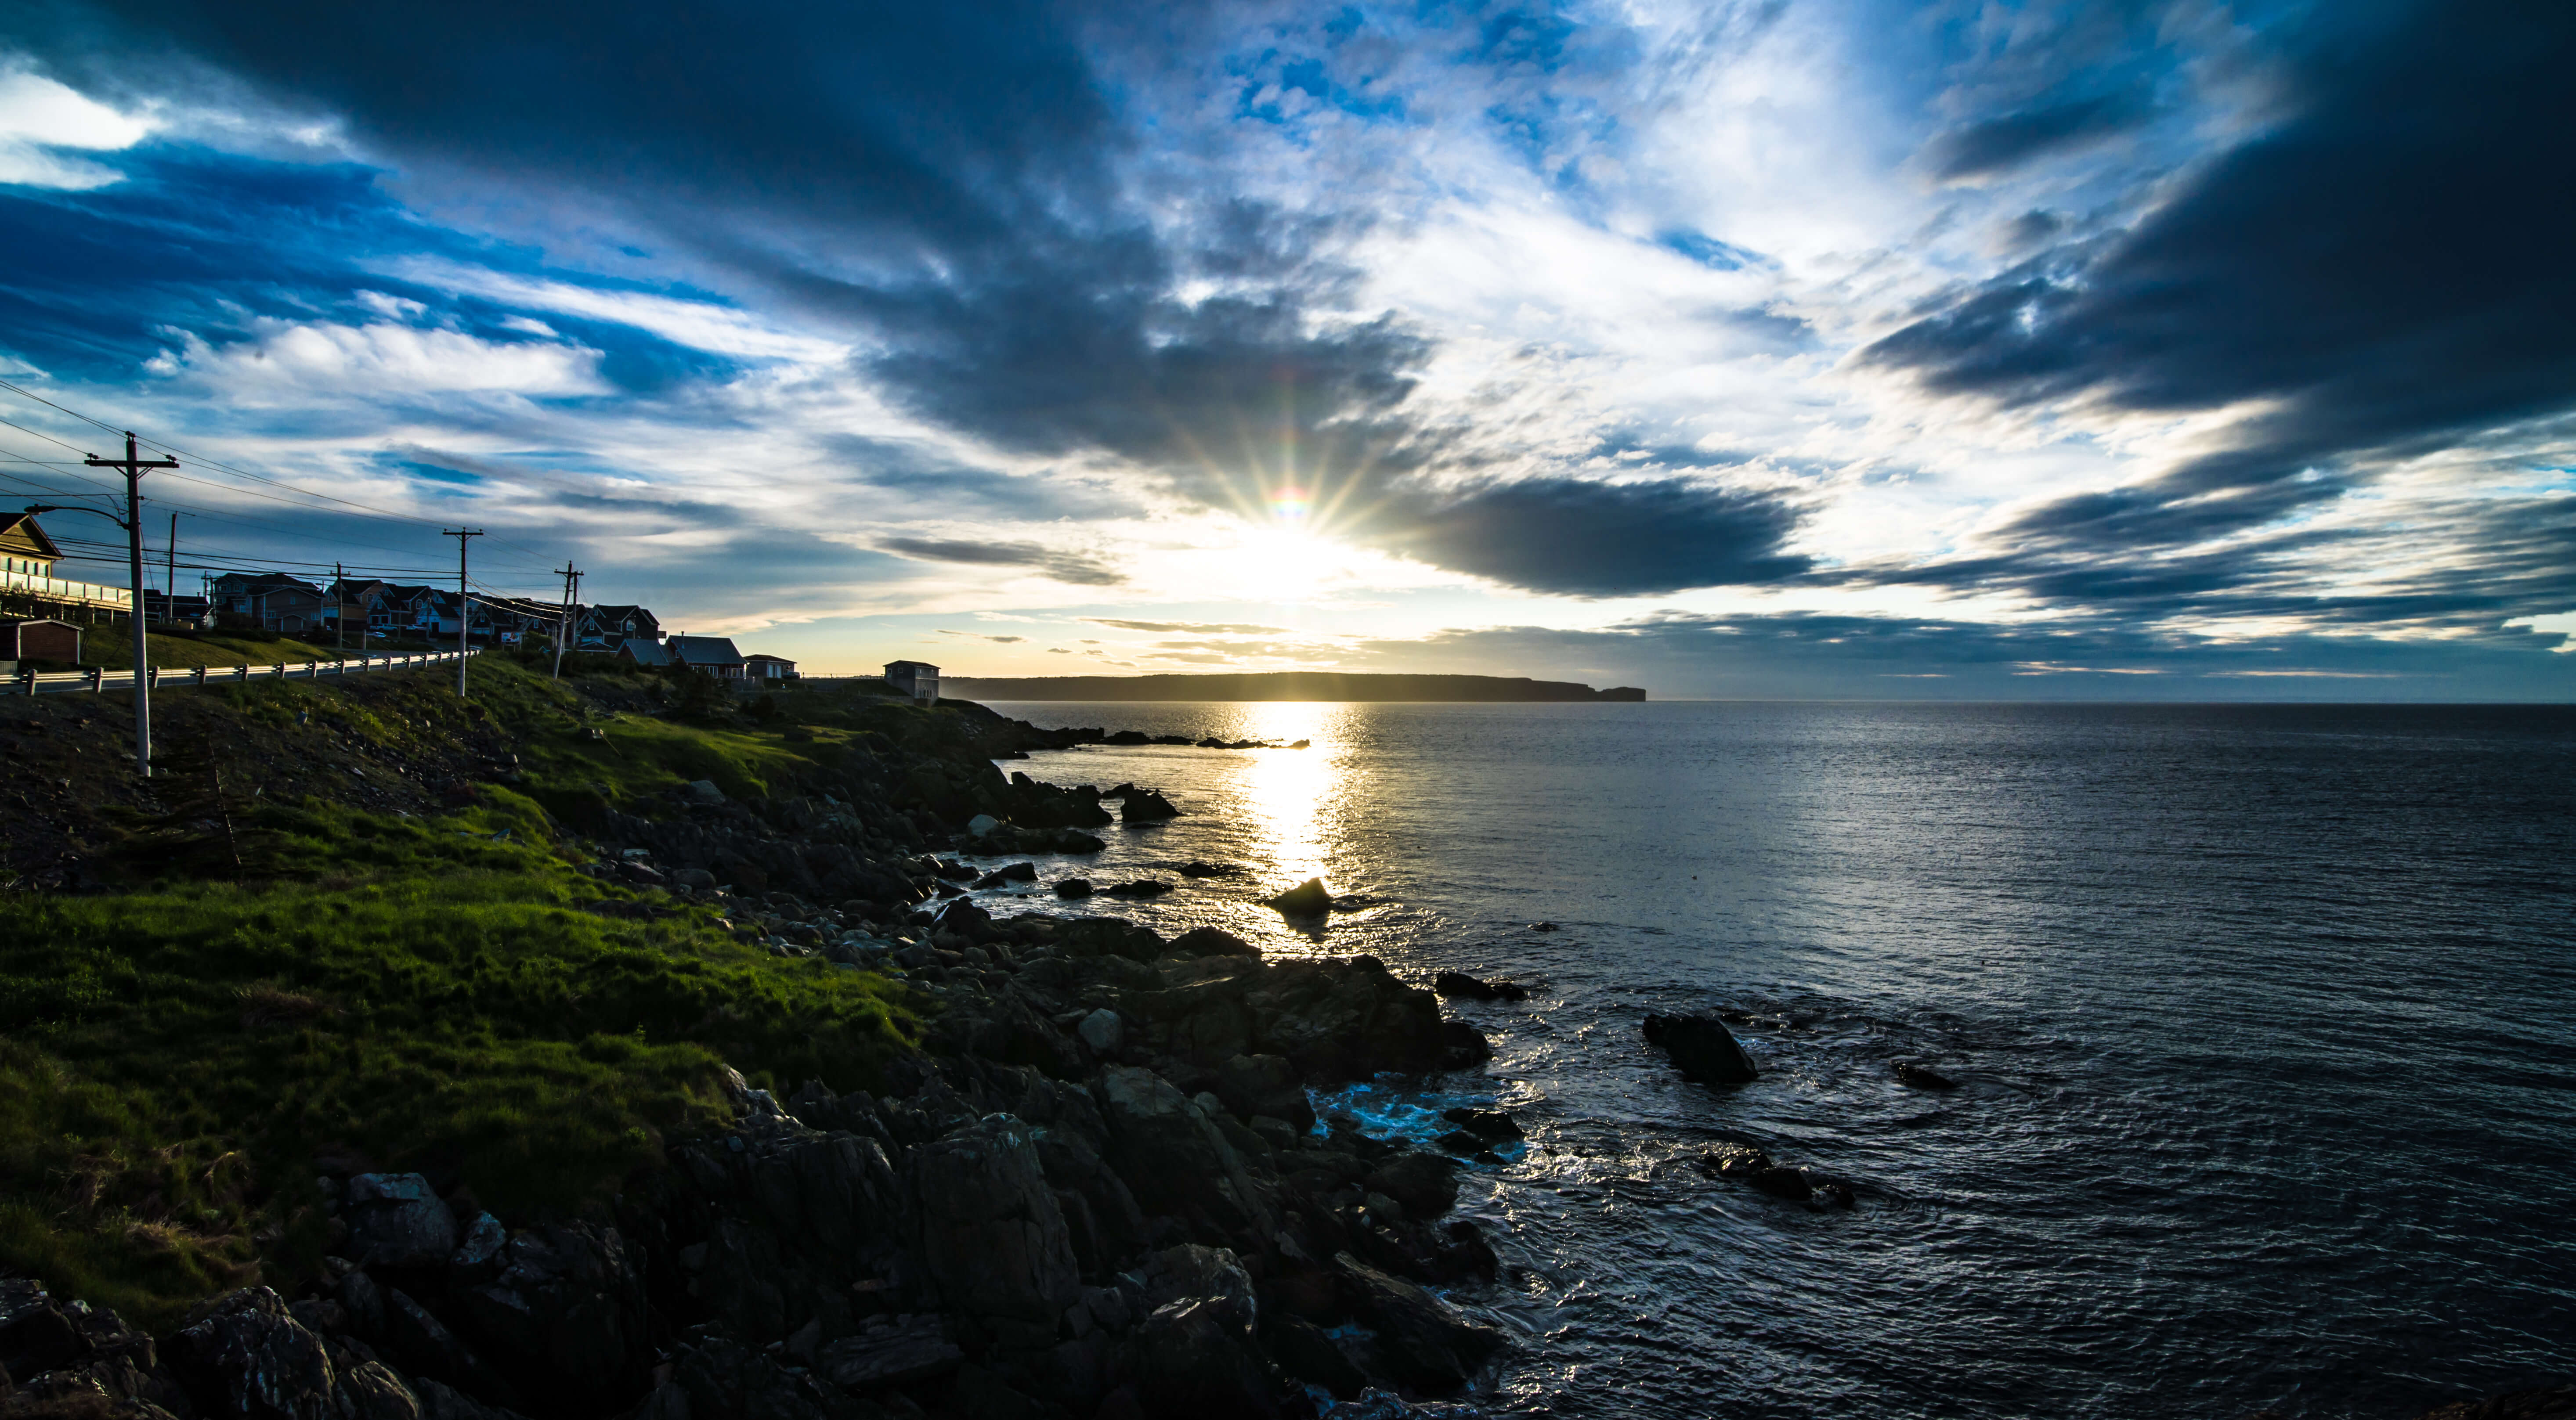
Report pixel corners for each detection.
[0,665,2566,1420]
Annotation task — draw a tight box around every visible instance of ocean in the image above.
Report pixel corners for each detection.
[967,699,2576,1419]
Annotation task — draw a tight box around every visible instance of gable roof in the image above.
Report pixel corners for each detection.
[667,635,744,666]
[0,514,62,561]
[885,660,939,674]
[616,638,672,666]
[744,653,796,665]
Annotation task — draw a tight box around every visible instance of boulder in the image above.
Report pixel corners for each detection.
[1262,879,1332,916]
[452,1222,649,1414]
[1330,1254,1502,1393]
[1120,791,1180,823]
[901,1117,1080,1323]
[1055,877,1095,899]
[1212,1053,1314,1135]
[1077,1008,1125,1055]
[1440,1108,1521,1142]
[682,780,725,804]
[1431,971,1528,1002]
[973,862,1040,888]
[1103,880,1173,898]
[168,1287,342,1420]
[1363,1152,1459,1220]
[1261,1313,1368,1400]
[0,1278,191,1419]
[1124,1297,1284,1420]
[1167,926,1259,959]
[1439,1020,1492,1068]
[967,814,1003,836]
[1641,1014,1759,1085]
[932,896,994,943]
[1894,1061,1960,1090]
[814,1315,962,1391]
[1094,1066,1274,1239]
[342,1173,459,1269]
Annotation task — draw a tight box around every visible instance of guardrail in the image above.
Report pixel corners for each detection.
[10,649,479,697]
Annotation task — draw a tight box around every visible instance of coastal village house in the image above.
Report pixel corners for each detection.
[1,514,133,623]
[615,638,671,668]
[666,635,748,678]
[577,604,661,651]
[210,572,327,634]
[745,653,797,682]
[884,660,938,702]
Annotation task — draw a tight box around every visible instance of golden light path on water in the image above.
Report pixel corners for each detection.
[1236,700,1347,890]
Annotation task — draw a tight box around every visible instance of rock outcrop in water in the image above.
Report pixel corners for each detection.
[1642,1013,1760,1085]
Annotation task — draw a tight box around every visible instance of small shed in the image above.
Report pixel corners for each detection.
[744,653,797,682]
[884,660,939,702]
[0,618,81,664]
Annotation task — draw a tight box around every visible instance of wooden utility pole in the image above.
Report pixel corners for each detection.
[335,561,346,654]
[552,564,581,680]
[163,512,178,624]
[444,528,483,696]
[81,432,176,777]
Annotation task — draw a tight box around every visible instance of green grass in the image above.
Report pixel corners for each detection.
[0,703,921,1328]
[86,629,338,671]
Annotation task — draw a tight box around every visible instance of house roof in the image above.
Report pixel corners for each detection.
[616,638,672,666]
[744,653,796,665]
[885,660,940,674]
[0,514,63,561]
[212,571,324,594]
[667,635,744,666]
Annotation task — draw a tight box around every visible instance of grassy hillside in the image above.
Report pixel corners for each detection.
[0,656,926,1328]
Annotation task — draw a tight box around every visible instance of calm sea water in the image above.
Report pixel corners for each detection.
[966,700,2576,1420]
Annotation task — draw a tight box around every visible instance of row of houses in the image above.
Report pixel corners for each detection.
[203,571,661,651]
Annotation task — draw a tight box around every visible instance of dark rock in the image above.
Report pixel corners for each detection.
[338,1360,427,1420]
[1262,879,1332,917]
[1440,1108,1521,1142]
[1438,1020,1492,1069]
[1641,1014,1759,1085]
[952,1363,1048,1420]
[0,1278,190,1419]
[1095,1066,1274,1239]
[815,1315,962,1391]
[903,1116,1080,1323]
[1526,921,1559,932]
[1120,791,1180,823]
[1814,1177,1857,1208]
[1442,1220,1501,1282]
[1102,880,1173,898]
[973,862,1040,888]
[1330,1254,1502,1393]
[1697,1142,1771,1179]
[1055,878,1095,899]
[1174,862,1242,878]
[1433,1130,1487,1157]
[452,1221,648,1414]
[933,896,995,943]
[671,1334,846,1420]
[413,1378,532,1420]
[1212,1054,1314,1135]
[1363,1153,1459,1220]
[1746,1165,1812,1200]
[1431,972,1528,1002]
[1167,926,1259,959]
[1894,1061,1960,1090]
[168,1287,343,1420]
[342,1173,459,1268]
[382,1288,516,1406]
[1125,1297,1284,1420]
[1261,1313,1368,1400]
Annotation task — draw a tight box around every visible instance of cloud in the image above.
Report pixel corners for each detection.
[1082,618,1289,634]
[936,629,1024,643]
[879,536,1125,586]
[1366,476,1810,597]
[1924,91,2151,181]
[0,61,151,188]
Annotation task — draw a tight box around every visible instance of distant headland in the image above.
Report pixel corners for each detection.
[940,671,1647,702]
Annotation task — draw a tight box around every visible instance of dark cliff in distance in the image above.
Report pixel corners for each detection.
[941,672,1647,703]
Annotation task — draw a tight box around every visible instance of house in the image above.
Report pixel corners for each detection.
[1,514,132,618]
[666,635,747,678]
[616,638,672,668]
[210,572,327,633]
[0,618,81,665]
[744,653,797,682]
[884,660,938,702]
[140,591,211,626]
[576,604,661,651]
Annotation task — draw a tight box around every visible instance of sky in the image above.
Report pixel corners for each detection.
[0,0,2569,699]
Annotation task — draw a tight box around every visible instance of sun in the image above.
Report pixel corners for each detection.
[1228,523,1330,602]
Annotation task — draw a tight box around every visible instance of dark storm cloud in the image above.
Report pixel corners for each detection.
[1924,90,2151,180]
[818,435,1140,520]
[877,537,1124,587]
[1865,0,2576,603]
[1364,476,1809,598]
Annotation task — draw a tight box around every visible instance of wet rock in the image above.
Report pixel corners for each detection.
[448,1212,506,1275]
[382,1288,517,1406]
[1526,921,1559,932]
[1103,879,1173,898]
[1894,1061,1960,1090]
[1439,1020,1492,1068]
[1055,877,1095,899]
[814,1314,962,1391]
[1168,926,1259,959]
[1262,1313,1368,1400]
[1263,879,1333,916]
[1120,791,1180,823]
[1364,1152,1460,1220]
[1431,972,1528,1002]
[1175,862,1243,878]
[1440,1108,1521,1142]
[1641,1014,1759,1085]
[1433,1131,1489,1157]
[903,1116,1080,1323]
[932,896,995,943]
[0,1278,190,1419]
[973,862,1039,888]
[1747,1165,1812,1200]
[342,1173,459,1268]
[1697,1142,1771,1180]
[337,1360,426,1420]
[1095,1066,1275,1239]
[1330,1254,1502,1393]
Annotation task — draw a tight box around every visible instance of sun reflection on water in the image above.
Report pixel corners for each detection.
[1238,702,1353,890]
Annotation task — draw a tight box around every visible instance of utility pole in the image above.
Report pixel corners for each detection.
[79,432,176,778]
[444,528,483,696]
[164,512,178,625]
[552,563,581,680]
[335,561,346,655]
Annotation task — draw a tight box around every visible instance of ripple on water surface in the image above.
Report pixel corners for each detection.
[961,700,2576,1419]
